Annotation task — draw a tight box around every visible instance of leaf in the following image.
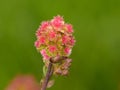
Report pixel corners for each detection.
[43,65,47,77]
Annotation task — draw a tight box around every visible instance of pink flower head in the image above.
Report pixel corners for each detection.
[40,49,50,60]
[65,24,73,33]
[43,54,50,60]
[70,37,76,45]
[40,21,49,30]
[62,35,70,45]
[49,45,57,52]
[39,36,46,44]
[34,41,40,48]
[64,47,71,55]
[35,15,75,60]
[51,15,64,28]
[49,31,56,38]
[36,30,41,37]
[40,49,46,55]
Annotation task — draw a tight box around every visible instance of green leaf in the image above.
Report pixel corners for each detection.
[43,65,47,76]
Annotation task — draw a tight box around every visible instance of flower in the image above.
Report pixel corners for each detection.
[40,21,49,30]
[51,15,64,28]
[49,31,56,38]
[64,47,71,55]
[40,49,50,60]
[34,41,40,48]
[5,75,40,90]
[65,24,73,33]
[62,35,70,45]
[35,15,75,60]
[39,36,46,44]
[70,37,76,45]
[49,45,57,52]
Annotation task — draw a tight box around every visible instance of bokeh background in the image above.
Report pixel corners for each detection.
[0,0,120,90]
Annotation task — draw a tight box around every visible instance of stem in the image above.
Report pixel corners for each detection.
[41,62,53,90]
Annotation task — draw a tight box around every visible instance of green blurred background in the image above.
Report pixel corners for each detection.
[0,0,120,90]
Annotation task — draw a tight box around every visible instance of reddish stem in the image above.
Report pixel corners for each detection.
[41,62,53,90]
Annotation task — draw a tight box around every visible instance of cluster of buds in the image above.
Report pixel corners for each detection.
[35,15,75,76]
[51,56,72,76]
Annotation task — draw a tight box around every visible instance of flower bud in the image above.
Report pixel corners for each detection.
[62,70,69,76]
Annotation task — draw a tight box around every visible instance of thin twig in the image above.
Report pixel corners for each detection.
[41,62,53,90]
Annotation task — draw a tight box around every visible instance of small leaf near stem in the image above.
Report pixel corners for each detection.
[43,65,47,77]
